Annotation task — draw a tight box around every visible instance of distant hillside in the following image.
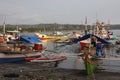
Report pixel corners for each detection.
[110,25,120,29]
[0,24,120,32]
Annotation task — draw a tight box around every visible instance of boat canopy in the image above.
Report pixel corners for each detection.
[19,36,41,43]
[74,34,112,44]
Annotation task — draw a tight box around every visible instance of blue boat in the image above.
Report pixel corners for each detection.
[0,51,43,63]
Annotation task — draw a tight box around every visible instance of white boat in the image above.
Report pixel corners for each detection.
[25,55,67,62]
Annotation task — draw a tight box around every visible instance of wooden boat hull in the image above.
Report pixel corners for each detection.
[80,40,90,50]
[69,37,77,42]
[0,51,43,63]
[40,38,53,40]
[25,56,67,62]
[40,36,68,41]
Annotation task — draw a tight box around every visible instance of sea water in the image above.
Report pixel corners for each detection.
[40,30,120,72]
[21,30,120,72]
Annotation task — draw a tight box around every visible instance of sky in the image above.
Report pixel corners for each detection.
[0,0,120,25]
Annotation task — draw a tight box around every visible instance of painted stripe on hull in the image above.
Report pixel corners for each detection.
[0,55,41,63]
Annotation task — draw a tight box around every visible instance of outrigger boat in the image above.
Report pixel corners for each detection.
[0,50,44,63]
[0,44,45,63]
[75,34,112,75]
[0,35,46,63]
[25,55,67,62]
[0,21,45,63]
[25,48,67,62]
[73,17,112,75]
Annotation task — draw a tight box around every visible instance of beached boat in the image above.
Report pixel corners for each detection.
[25,55,67,62]
[74,33,112,75]
[0,43,46,63]
[0,40,46,63]
[83,54,97,75]
[0,50,44,63]
[76,18,114,75]
[0,35,46,63]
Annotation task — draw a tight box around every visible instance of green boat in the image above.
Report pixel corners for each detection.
[85,59,97,75]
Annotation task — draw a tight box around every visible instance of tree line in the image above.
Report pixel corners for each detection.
[0,23,120,32]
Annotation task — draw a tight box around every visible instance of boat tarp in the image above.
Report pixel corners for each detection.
[74,34,112,44]
[19,36,41,43]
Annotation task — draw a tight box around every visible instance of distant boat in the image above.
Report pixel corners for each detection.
[72,20,117,40]
[4,30,20,43]
[35,31,68,41]
[73,31,83,38]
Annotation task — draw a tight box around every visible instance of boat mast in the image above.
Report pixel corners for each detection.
[3,20,5,35]
[3,20,6,42]
[96,19,99,36]
[108,19,110,30]
[85,17,88,35]
[16,24,19,31]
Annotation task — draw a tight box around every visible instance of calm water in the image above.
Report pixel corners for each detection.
[40,30,120,72]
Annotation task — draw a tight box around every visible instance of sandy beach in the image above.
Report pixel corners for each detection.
[0,62,120,80]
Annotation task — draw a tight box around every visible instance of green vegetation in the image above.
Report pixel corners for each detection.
[0,23,120,32]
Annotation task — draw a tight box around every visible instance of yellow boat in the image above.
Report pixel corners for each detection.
[35,32,68,41]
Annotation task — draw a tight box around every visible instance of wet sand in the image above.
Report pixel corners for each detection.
[0,62,120,80]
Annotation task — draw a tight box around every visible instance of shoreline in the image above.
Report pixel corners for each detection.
[0,62,120,80]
